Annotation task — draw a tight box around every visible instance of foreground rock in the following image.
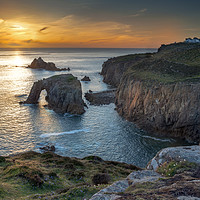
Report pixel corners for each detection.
[22,74,85,114]
[147,145,200,171]
[90,170,161,200]
[90,146,200,200]
[101,42,200,143]
[85,90,116,105]
[28,57,69,71]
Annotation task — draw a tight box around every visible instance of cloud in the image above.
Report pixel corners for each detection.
[0,19,4,23]
[129,8,147,17]
[39,27,49,32]
[24,39,33,43]
[139,8,147,13]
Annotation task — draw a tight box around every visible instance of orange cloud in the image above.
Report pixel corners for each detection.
[0,15,185,48]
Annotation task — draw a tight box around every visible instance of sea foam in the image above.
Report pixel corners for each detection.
[40,129,90,138]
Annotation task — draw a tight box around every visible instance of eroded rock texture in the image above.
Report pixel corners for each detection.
[100,43,200,143]
[23,74,85,114]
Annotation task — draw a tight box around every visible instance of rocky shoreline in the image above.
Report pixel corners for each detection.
[101,42,200,143]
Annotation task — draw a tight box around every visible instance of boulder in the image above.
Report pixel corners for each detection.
[28,57,67,71]
[40,145,56,152]
[147,145,200,171]
[81,76,91,81]
[85,90,116,105]
[22,74,85,114]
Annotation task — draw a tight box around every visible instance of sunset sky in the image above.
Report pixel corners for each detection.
[0,0,200,48]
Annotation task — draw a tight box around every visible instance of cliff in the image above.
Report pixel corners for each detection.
[22,74,85,115]
[101,42,200,143]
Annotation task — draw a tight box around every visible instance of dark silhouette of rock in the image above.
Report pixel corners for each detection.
[40,145,55,152]
[81,76,91,81]
[22,74,85,114]
[28,57,67,71]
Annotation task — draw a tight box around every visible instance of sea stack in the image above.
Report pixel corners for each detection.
[22,74,85,115]
[28,57,68,71]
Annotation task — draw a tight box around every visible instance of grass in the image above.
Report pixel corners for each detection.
[0,151,140,199]
[157,160,198,177]
[113,53,154,62]
[112,42,200,85]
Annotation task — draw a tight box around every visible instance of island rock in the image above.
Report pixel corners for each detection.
[81,76,91,81]
[28,57,68,71]
[22,74,85,114]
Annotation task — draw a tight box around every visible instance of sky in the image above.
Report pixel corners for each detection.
[0,0,200,48]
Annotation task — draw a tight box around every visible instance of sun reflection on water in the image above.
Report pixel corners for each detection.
[11,51,26,66]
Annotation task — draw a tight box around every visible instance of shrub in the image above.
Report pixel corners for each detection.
[92,173,110,185]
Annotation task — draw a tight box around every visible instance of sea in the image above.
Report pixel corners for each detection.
[0,48,187,168]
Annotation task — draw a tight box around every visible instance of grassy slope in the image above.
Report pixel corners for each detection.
[119,42,200,84]
[0,152,139,200]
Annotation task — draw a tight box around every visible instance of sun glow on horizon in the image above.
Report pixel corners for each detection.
[5,51,29,68]
[0,14,188,48]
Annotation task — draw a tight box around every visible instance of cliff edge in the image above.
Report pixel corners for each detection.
[101,42,200,143]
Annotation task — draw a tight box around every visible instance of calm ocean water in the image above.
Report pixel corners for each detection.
[0,48,187,167]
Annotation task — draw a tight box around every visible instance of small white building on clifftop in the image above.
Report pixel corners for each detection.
[184,37,200,43]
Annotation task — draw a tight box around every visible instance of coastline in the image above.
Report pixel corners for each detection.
[101,42,200,143]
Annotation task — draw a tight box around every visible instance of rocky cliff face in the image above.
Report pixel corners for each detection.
[116,80,200,142]
[101,53,152,87]
[23,74,85,114]
[101,43,200,143]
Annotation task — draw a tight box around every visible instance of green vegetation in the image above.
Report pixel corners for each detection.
[0,151,140,199]
[157,160,198,177]
[67,75,77,82]
[113,53,153,62]
[118,43,200,84]
[49,74,77,83]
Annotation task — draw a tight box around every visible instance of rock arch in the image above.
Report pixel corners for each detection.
[23,74,85,114]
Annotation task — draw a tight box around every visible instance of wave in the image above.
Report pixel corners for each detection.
[134,132,173,142]
[141,135,173,142]
[40,128,90,138]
